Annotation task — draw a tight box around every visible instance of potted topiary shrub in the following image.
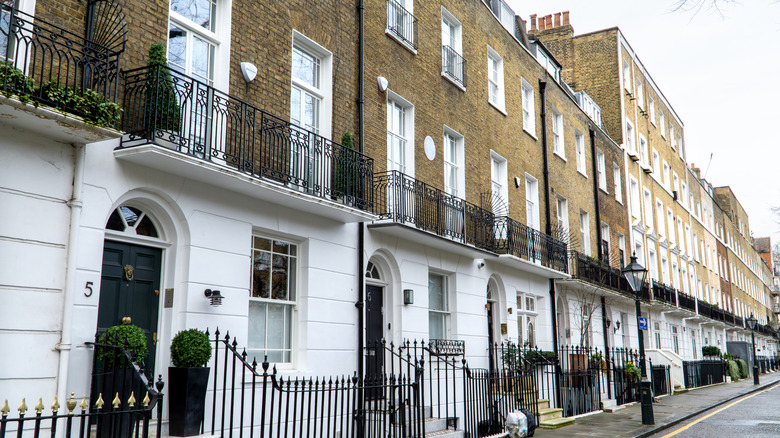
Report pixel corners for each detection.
[168,329,212,437]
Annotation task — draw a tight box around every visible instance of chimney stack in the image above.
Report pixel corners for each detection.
[554,12,561,27]
[543,14,552,30]
[562,11,570,25]
[530,14,537,31]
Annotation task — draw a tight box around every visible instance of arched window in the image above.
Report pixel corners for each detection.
[365,261,381,281]
[106,205,159,238]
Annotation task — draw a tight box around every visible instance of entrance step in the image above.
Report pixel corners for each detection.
[538,407,564,423]
[538,416,576,429]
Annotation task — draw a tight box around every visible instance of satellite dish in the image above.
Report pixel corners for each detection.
[424,136,436,161]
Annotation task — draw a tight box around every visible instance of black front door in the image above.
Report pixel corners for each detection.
[487,300,495,372]
[365,284,384,378]
[97,240,162,376]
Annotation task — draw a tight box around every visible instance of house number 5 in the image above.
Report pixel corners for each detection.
[85,281,94,297]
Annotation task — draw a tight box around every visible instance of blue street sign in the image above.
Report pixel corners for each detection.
[638,316,648,331]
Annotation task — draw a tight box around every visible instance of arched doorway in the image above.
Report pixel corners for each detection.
[97,205,164,376]
[486,278,500,371]
[365,260,386,379]
[556,295,569,348]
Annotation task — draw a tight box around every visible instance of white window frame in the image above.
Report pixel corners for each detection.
[490,151,508,214]
[525,174,540,231]
[596,148,607,191]
[660,111,666,138]
[635,78,644,108]
[643,188,653,230]
[487,46,505,113]
[387,91,415,176]
[630,177,640,219]
[443,126,465,198]
[649,96,656,125]
[249,234,298,365]
[521,78,535,135]
[625,119,635,153]
[290,32,333,141]
[652,150,660,177]
[428,271,451,340]
[622,59,631,91]
[580,210,591,256]
[575,129,586,175]
[639,135,648,166]
[613,162,622,203]
[552,107,565,159]
[656,199,665,238]
[556,196,569,235]
[441,7,464,88]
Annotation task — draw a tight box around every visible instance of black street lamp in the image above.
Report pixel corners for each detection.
[621,253,653,425]
[746,314,759,385]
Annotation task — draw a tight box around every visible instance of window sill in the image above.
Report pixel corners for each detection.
[441,72,466,91]
[577,169,588,178]
[615,198,623,205]
[489,100,507,116]
[385,29,417,55]
[553,151,567,162]
[523,128,537,140]
[599,186,609,194]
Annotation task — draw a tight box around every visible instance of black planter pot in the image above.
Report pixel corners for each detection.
[168,367,210,437]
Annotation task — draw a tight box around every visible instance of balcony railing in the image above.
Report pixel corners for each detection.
[677,292,696,312]
[652,282,676,306]
[0,3,122,124]
[386,0,417,49]
[442,45,466,87]
[373,170,494,250]
[120,64,375,211]
[494,216,568,273]
[569,251,650,300]
[373,171,568,272]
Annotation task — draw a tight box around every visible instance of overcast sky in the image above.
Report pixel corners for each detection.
[506,0,780,244]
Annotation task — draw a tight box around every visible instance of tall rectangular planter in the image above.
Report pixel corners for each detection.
[168,367,210,437]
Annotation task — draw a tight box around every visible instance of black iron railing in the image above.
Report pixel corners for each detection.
[494,217,569,273]
[652,282,676,306]
[677,292,696,312]
[121,64,375,211]
[570,251,650,300]
[386,0,417,49]
[442,45,466,87]
[682,359,725,389]
[374,170,495,250]
[648,360,671,396]
[0,339,163,438]
[0,2,122,124]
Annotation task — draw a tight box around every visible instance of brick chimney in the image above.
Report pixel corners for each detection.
[691,164,701,179]
[527,11,573,35]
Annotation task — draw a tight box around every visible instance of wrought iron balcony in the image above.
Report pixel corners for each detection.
[677,292,697,312]
[120,64,374,212]
[569,251,650,300]
[0,2,123,125]
[373,171,568,272]
[386,0,417,50]
[652,282,677,306]
[494,217,568,273]
[442,45,466,87]
[373,170,494,250]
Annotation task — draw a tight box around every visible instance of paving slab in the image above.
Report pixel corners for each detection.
[534,371,780,438]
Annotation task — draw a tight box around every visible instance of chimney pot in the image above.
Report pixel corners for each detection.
[544,14,553,30]
[530,14,537,31]
[562,11,570,25]
[554,12,561,27]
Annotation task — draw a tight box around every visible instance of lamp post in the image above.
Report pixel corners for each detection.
[746,314,759,385]
[622,253,653,425]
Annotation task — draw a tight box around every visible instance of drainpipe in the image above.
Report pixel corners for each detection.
[55,143,86,405]
[539,79,561,405]
[589,127,603,261]
[356,0,365,379]
[356,2,366,436]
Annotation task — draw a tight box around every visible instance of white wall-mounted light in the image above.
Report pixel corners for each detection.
[241,62,258,83]
[476,259,486,269]
[377,76,389,92]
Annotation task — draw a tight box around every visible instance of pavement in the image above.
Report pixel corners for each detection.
[534,371,780,438]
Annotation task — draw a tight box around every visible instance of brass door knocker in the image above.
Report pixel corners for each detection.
[124,265,134,281]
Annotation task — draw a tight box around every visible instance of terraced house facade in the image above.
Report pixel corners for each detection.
[0,0,777,436]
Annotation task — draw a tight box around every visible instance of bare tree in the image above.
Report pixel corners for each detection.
[671,0,739,16]
[562,283,618,349]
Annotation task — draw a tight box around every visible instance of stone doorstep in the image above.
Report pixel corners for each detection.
[538,407,564,422]
[538,416,576,429]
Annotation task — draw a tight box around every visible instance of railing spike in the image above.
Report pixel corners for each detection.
[66,393,77,414]
[79,396,88,412]
[156,374,165,392]
[127,391,136,408]
[142,391,150,407]
[94,394,104,410]
[262,355,269,372]
[18,398,27,415]
[205,328,210,337]
[112,392,121,409]
[50,395,60,413]
[214,327,220,337]
[34,398,44,414]
[0,399,9,417]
